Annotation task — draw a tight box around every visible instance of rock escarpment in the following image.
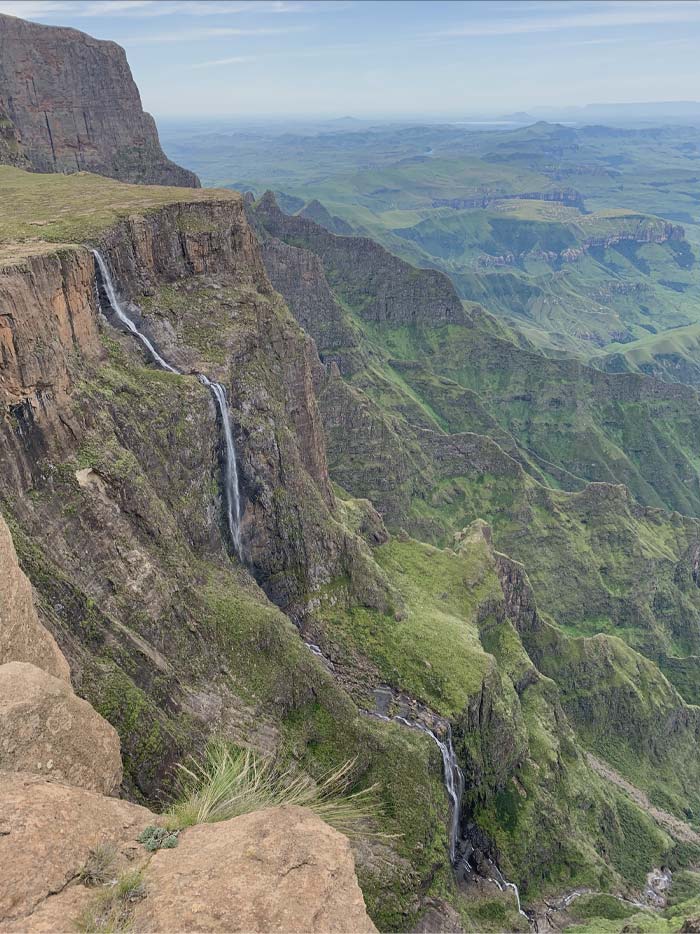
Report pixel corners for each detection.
[253,191,469,327]
[432,187,584,209]
[0,515,375,934]
[0,13,198,186]
[0,247,103,492]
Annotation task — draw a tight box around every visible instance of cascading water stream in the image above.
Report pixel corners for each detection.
[92,249,243,559]
[302,642,528,917]
[92,250,178,374]
[393,716,464,866]
[485,863,529,919]
[197,374,242,559]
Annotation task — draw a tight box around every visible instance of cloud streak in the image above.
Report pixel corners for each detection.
[190,54,255,68]
[124,24,307,43]
[433,0,700,37]
[0,0,348,19]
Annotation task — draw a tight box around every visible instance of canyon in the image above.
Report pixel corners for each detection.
[2,10,700,934]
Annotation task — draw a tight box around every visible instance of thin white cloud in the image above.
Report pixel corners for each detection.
[124,24,306,42]
[0,1,73,17]
[190,54,255,68]
[0,0,346,18]
[433,0,700,37]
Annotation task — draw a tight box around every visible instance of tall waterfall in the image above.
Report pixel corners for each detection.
[92,250,178,374]
[92,249,243,558]
[197,374,243,559]
[394,716,465,865]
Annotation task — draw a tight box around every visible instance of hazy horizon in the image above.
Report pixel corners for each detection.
[2,0,700,119]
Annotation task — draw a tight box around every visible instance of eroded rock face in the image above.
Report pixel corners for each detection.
[253,192,468,327]
[0,13,198,186]
[133,805,377,933]
[0,662,122,794]
[0,248,103,492]
[0,514,69,680]
[259,236,365,376]
[0,770,152,928]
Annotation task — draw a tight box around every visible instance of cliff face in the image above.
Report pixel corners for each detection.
[0,513,374,934]
[0,247,103,491]
[0,173,394,805]
[0,13,198,187]
[254,191,470,327]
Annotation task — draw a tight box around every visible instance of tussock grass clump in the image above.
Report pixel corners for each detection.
[167,741,383,838]
[78,843,118,887]
[74,870,145,933]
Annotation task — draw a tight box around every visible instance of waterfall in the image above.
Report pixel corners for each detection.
[197,374,242,559]
[302,643,528,916]
[92,250,179,374]
[394,716,465,865]
[92,249,243,558]
[486,863,529,919]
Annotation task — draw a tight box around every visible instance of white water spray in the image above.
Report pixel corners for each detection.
[92,249,243,558]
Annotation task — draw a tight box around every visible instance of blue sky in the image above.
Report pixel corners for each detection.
[2,0,700,117]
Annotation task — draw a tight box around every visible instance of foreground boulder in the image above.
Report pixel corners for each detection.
[0,771,152,928]
[0,515,69,681]
[0,662,122,794]
[133,805,377,933]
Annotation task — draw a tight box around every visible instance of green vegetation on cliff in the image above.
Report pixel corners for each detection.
[4,161,700,933]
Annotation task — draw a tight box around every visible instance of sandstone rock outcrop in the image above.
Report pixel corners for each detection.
[0,247,103,492]
[0,770,152,929]
[0,514,69,680]
[132,805,377,933]
[0,13,198,186]
[0,662,122,794]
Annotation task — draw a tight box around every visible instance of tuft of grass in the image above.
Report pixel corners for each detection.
[78,843,118,887]
[167,741,383,838]
[74,870,145,934]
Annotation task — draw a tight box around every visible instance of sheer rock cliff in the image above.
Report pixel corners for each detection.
[0,13,198,186]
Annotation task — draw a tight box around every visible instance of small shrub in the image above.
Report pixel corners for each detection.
[78,843,117,887]
[74,870,145,933]
[168,741,383,837]
[137,825,179,852]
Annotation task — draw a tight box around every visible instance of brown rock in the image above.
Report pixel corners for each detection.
[133,805,377,933]
[0,771,152,928]
[0,13,198,186]
[0,514,70,681]
[0,248,103,493]
[0,662,122,794]
[412,899,465,933]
